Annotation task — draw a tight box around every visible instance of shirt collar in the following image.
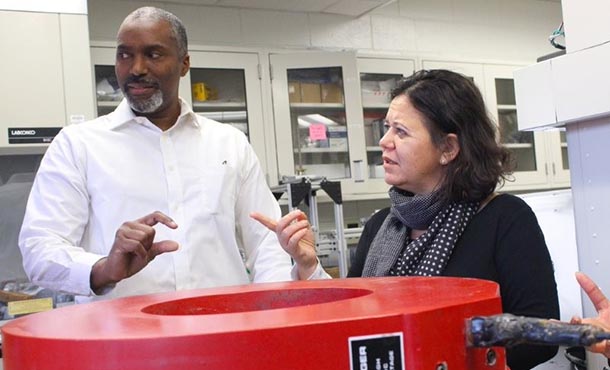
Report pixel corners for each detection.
[107,98,200,131]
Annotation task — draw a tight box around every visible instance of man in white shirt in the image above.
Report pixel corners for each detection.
[19,6,327,304]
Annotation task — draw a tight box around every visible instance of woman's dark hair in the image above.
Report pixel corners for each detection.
[391,69,513,203]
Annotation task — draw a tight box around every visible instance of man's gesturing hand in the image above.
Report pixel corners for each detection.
[90,211,179,294]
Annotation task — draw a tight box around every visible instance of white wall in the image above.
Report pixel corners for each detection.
[88,0,562,64]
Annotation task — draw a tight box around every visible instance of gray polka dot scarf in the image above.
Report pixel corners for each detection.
[361,187,478,277]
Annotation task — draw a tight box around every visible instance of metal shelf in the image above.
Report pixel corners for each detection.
[289,103,345,110]
[504,143,534,149]
[193,101,246,109]
[296,147,349,154]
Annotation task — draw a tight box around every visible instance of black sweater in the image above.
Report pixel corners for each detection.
[349,194,560,370]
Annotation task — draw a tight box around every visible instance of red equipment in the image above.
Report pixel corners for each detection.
[1,277,506,370]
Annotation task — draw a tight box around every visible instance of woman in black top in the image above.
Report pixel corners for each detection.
[256,69,559,370]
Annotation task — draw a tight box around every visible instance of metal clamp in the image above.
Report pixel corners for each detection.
[272,176,348,277]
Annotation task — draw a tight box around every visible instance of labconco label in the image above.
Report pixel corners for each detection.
[8,127,62,144]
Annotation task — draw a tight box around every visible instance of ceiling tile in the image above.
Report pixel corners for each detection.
[159,0,221,5]
[217,0,336,13]
[104,0,397,17]
[324,0,394,17]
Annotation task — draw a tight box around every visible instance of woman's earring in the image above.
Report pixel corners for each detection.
[440,158,447,165]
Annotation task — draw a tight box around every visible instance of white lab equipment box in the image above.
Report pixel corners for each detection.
[0,5,94,151]
[514,61,557,131]
[515,42,610,131]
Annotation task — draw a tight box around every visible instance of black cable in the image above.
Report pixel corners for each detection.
[549,22,566,50]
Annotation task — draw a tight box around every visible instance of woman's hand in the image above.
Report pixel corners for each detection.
[250,210,318,280]
[570,272,610,358]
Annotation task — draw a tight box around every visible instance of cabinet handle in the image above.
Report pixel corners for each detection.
[552,163,556,175]
[544,163,548,176]
[353,160,364,182]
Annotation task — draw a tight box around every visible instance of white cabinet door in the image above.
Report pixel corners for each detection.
[545,130,571,188]
[1,11,93,149]
[269,51,367,195]
[0,11,63,147]
[357,57,415,195]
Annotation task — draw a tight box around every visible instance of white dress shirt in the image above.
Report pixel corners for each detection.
[19,99,327,303]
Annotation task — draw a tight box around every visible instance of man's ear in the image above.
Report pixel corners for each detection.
[440,133,460,165]
[180,54,190,77]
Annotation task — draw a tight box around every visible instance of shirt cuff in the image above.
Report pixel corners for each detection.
[290,259,332,280]
[66,253,107,296]
[70,253,118,297]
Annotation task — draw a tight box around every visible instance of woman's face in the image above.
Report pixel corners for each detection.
[380,94,446,195]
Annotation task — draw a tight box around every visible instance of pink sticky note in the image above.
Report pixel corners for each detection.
[309,123,327,141]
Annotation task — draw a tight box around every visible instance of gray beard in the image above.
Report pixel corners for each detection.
[127,90,163,114]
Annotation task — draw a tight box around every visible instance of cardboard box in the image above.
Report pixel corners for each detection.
[288,81,301,103]
[361,90,391,106]
[300,83,321,103]
[327,125,348,151]
[321,83,343,103]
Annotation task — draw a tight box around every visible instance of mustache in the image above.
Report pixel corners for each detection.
[123,76,159,88]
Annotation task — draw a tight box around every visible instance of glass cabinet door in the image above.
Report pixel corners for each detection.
[357,58,415,194]
[560,131,569,171]
[188,51,267,174]
[93,63,122,116]
[423,61,549,190]
[545,129,571,187]
[494,77,537,171]
[270,52,366,194]
[288,67,349,179]
[483,65,549,190]
[189,68,248,136]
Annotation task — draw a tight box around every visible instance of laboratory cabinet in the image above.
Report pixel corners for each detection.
[270,51,366,195]
[422,61,569,191]
[91,46,269,175]
[91,46,569,197]
[269,52,415,197]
